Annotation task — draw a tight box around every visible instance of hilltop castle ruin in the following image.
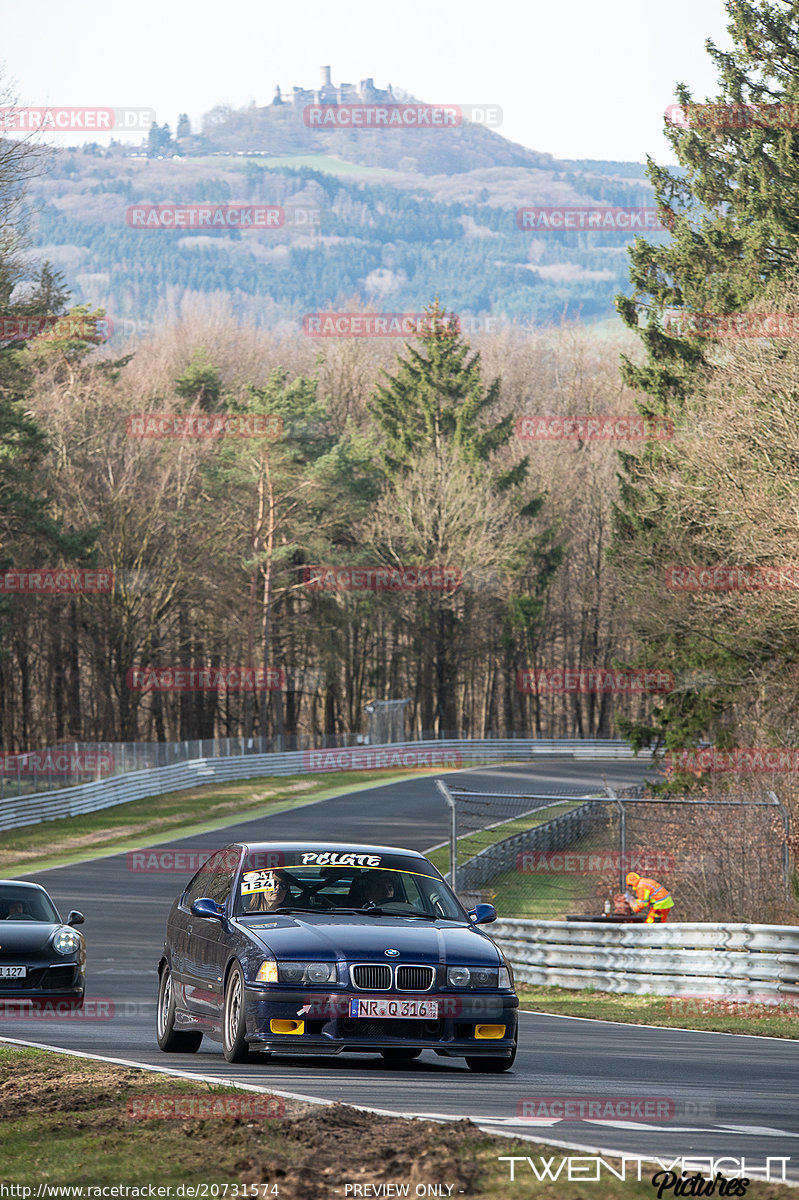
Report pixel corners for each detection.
[271,66,396,110]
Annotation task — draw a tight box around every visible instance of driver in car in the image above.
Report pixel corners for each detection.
[359,871,397,906]
[243,870,289,914]
[4,900,24,919]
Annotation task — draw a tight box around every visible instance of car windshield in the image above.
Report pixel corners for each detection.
[234,853,465,921]
[0,885,59,922]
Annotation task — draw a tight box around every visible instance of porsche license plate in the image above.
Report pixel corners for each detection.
[0,966,26,978]
[349,997,438,1019]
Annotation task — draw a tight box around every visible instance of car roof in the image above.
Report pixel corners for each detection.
[230,842,428,860]
[0,880,51,892]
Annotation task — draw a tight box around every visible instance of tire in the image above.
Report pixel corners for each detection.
[465,1041,517,1073]
[156,964,202,1053]
[380,1048,422,1061]
[222,962,251,1063]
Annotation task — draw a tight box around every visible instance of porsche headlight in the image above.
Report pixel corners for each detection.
[52,928,81,956]
[276,961,336,985]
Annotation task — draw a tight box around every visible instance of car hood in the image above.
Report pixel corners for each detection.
[236,914,501,965]
[0,923,61,952]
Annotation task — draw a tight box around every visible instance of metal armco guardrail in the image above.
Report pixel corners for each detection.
[490,919,799,997]
[0,739,646,832]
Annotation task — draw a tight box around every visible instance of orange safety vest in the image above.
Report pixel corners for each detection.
[630,876,673,912]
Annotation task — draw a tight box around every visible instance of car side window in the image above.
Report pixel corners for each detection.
[203,850,237,907]
[182,862,216,909]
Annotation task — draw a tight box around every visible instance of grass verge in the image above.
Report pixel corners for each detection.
[0,769,442,875]
[519,984,799,1039]
[1,1046,791,1197]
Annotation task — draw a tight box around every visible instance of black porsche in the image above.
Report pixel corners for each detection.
[0,879,86,1004]
[156,842,518,1071]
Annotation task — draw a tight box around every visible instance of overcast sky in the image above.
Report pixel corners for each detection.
[2,0,732,162]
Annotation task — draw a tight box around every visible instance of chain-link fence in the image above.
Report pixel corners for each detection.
[436,781,795,924]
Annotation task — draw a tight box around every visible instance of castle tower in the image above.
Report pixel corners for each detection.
[321,65,332,88]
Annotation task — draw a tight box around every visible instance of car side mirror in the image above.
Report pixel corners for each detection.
[469,903,497,925]
[67,911,85,926]
[192,897,223,919]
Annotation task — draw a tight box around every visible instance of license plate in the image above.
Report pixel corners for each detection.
[0,966,26,978]
[349,996,438,1019]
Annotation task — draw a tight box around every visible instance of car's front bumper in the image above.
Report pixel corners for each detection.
[243,986,518,1056]
[0,961,84,1002]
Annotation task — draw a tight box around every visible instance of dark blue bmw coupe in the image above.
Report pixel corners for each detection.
[156,841,517,1071]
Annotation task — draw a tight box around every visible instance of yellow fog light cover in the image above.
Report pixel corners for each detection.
[270,1019,304,1035]
[256,961,279,984]
[475,1024,506,1039]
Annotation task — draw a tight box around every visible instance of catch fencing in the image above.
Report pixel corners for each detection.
[490,919,799,998]
[437,781,794,925]
[0,738,647,832]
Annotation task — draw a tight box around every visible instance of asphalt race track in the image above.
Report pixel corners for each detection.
[5,760,799,1184]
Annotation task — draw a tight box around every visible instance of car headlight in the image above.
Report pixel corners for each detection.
[276,961,337,985]
[447,966,500,988]
[255,961,279,984]
[52,928,81,956]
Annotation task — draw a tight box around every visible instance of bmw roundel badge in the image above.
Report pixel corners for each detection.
[384,948,400,957]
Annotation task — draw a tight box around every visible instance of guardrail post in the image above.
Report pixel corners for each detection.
[436,779,458,892]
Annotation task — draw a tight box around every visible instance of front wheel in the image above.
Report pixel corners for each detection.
[465,1041,516,1073]
[222,962,251,1063]
[156,965,202,1052]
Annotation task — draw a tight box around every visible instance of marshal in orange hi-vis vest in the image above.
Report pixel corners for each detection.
[625,873,674,923]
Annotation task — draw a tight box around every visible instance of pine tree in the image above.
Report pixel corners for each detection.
[612,0,799,753]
